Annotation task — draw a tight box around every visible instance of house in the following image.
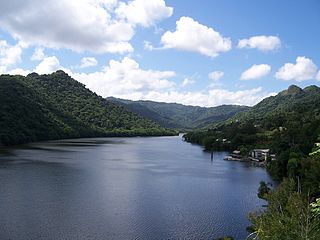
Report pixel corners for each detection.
[250,149,270,161]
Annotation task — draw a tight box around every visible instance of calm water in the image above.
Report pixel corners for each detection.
[0,136,272,240]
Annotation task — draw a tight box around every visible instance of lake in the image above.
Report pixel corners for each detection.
[0,136,272,240]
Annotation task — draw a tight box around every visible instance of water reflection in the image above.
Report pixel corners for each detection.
[0,136,272,240]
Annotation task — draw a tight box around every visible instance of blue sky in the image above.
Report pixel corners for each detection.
[0,0,319,106]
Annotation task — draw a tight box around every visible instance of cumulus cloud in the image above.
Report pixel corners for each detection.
[71,57,273,106]
[0,40,22,70]
[0,0,173,54]
[208,71,224,81]
[237,35,281,52]
[72,57,176,97]
[34,56,62,74]
[240,64,271,80]
[161,17,231,57]
[116,0,173,27]
[317,71,320,81]
[4,54,274,107]
[80,57,98,68]
[135,88,274,107]
[275,56,318,81]
[7,68,31,76]
[31,47,46,61]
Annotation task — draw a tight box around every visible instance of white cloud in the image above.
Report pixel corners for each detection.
[80,57,98,68]
[161,17,231,57]
[0,66,6,74]
[0,40,22,70]
[240,64,271,80]
[4,54,62,75]
[275,56,318,81]
[72,57,176,97]
[7,68,31,76]
[70,57,273,107]
[34,56,61,74]
[31,47,45,61]
[208,71,224,81]
[3,54,274,107]
[116,0,173,27]
[181,78,195,87]
[0,0,173,54]
[317,71,320,81]
[237,35,281,52]
[1,0,167,54]
[135,87,274,107]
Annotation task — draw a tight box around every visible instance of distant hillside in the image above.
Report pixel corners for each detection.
[108,97,249,130]
[0,71,175,146]
[229,85,320,123]
[185,84,320,156]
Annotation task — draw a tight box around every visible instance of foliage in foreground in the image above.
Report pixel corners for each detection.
[249,179,320,240]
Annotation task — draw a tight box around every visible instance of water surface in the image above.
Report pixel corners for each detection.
[0,136,272,240]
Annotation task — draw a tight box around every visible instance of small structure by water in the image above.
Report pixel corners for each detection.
[249,149,270,162]
[224,150,243,161]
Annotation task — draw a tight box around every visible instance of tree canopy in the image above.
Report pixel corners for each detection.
[0,71,176,145]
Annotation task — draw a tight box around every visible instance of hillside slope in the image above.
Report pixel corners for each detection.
[230,85,320,123]
[0,71,175,145]
[108,97,249,129]
[185,84,320,155]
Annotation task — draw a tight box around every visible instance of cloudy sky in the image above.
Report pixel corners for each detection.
[0,0,319,107]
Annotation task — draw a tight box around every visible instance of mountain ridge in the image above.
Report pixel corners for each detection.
[0,71,175,145]
[107,97,249,130]
[228,84,320,124]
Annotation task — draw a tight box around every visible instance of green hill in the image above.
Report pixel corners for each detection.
[108,97,249,130]
[0,71,175,146]
[229,85,320,123]
[185,84,320,151]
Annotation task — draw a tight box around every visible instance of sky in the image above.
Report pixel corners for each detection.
[0,0,319,107]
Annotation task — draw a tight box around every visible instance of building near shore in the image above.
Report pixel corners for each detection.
[250,149,270,161]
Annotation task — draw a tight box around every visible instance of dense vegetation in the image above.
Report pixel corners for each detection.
[0,71,176,146]
[108,97,248,130]
[184,85,320,238]
[249,179,320,239]
[184,85,320,179]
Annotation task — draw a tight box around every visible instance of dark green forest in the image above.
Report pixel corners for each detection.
[0,71,176,146]
[108,97,248,130]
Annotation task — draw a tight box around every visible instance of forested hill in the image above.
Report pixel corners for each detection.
[185,84,320,152]
[184,84,320,187]
[0,71,175,146]
[107,97,249,130]
[229,84,320,123]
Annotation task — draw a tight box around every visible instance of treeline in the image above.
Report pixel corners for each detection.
[0,71,176,146]
[184,118,320,196]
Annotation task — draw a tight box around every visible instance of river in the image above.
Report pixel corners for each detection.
[0,136,272,240]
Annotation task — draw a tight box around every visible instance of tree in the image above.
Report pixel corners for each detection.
[249,179,320,240]
[257,181,271,200]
